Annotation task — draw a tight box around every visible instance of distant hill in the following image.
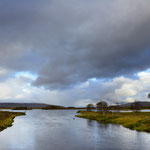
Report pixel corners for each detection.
[42,105,86,110]
[0,103,48,109]
[0,103,86,109]
[119,101,150,108]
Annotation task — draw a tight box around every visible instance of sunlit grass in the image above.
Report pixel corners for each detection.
[76,111,150,132]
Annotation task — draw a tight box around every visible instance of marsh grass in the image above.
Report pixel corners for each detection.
[76,111,150,132]
[0,111,25,131]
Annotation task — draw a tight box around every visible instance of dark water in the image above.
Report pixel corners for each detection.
[0,110,150,150]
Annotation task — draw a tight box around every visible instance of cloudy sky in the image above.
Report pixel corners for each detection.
[0,0,150,106]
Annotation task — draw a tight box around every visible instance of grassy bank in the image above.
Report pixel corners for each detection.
[0,111,25,131]
[76,111,150,132]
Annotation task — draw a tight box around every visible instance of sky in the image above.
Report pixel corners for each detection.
[0,0,150,106]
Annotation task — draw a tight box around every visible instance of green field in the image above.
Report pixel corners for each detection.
[0,111,25,131]
[76,111,150,132]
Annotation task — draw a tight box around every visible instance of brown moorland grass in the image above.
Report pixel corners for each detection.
[0,111,25,131]
[76,111,150,132]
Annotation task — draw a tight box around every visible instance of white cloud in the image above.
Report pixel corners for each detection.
[0,70,150,107]
[125,97,135,103]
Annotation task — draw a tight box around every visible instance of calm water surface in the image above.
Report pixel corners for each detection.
[0,110,150,150]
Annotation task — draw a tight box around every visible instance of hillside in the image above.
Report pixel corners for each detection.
[0,103,48,109]
[119,101,150,108]
[0,103,85,109]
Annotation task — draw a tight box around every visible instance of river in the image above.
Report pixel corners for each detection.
[0,110,150,150]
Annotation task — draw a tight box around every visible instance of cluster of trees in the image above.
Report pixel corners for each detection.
[148,93,150,99]
[86,93,150,113]
[96,101,108,113]
[87,100,143,112]
[86,101,142,113]
[86,104,94,111]
[86,101,108,113]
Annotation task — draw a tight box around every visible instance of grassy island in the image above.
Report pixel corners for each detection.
[76,111,150,133]
[0,111,25,131]
[42,105,66,109]
[12,107,32,110]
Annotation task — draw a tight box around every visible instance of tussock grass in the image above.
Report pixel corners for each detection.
[76,111,150,132]
[0,111,25,131]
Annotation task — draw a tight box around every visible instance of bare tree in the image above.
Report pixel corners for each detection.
[86,104,94,111]
[148,93,150,99]
[96,101,108,114]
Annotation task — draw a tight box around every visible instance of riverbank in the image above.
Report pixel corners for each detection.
[0,111,25,131]
[76,111,150,132]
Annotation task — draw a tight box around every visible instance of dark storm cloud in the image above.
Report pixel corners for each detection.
[0,0,150,89]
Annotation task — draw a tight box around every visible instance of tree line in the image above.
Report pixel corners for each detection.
[86,101,142,113]
[86,93,150,113]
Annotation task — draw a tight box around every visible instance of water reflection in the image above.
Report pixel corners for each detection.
[0,110,150,150]
[97,123,109,129]
[87,119,95,127]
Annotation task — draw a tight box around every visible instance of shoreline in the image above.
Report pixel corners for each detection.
[0,111,25,132]
[76,111,150,133]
